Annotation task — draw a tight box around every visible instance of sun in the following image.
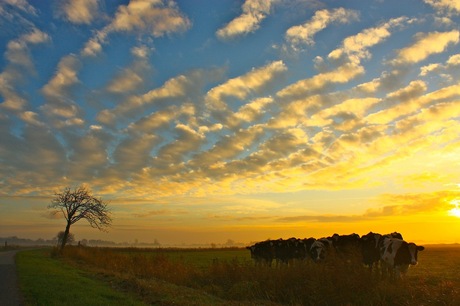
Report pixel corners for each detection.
[448,199,460,218]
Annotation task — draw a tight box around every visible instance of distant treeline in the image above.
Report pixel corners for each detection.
[0,236,247,248]
[1,236,134,247]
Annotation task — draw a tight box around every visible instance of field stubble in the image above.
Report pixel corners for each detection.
[58,245,460,305]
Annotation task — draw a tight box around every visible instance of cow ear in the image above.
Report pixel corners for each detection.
[417,246,425,251]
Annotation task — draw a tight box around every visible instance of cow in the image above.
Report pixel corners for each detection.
[310,239,329,262]
[380,238,424,279]
[333,233,361,254]
[299,238,316,261]
[360,232,383,271]
[246,240,275,266]
[360,232,404,272]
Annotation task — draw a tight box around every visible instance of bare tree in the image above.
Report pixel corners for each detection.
[48,185,112,250]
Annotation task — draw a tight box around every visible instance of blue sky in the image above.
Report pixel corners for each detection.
[1,0,460,245]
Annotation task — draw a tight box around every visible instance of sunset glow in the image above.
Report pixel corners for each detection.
[1,0,460,246]
[448,200,460,218]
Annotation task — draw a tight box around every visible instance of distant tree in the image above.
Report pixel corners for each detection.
[56,231,75,246]
[48,185,112,251]
[225,239,235,247]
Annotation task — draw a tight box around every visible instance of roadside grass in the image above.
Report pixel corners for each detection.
[59,245,460,305]
[16,248,146,306]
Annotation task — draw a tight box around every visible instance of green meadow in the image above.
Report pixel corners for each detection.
[16,245,460,305]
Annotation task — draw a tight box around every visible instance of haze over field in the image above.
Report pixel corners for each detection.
[1,0,460,245]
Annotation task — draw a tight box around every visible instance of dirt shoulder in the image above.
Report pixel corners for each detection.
[0,250,23,306]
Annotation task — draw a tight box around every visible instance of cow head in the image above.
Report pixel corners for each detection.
[408,243,425,265]
[310,240,326,262]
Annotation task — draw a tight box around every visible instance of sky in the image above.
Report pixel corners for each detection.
[1,0,460,246]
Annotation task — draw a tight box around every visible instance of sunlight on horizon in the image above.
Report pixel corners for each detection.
[448,199,460,218]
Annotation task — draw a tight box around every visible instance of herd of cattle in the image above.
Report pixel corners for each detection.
[246,232,425,278]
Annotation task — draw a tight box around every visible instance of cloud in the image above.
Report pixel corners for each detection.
[56,0,102,24]
[0,0,37,15]
[127,103,194,134]
[0,125,67,194]
[111,133,159,177]
[190,124,265,172]
[277,62,364,100]
[133,209,188,219]
[285,8,359,51]
[205,60,287,122]
[106,49,153,94]
[65,128,112,180]
[227,96,274,128]
[285,8,359,50]
[82,0,190,57]
[419,53,460,77]
[277,214,365,223]
[3,28,50,71]
[366,190,460,217]
[424,0,460,15]
[98,69,217,126]
[0,28,50,112]
[365,80,458,125]
[446,53,460,65]
[276,189,460,225]
[216,0,275,40]
[328,17,409,64]
[149,123,206,175]
[419,63,442,76]
[18,111,44,127]
[392,30,460,65]
[309,97,381,131]
[41,55,84,127]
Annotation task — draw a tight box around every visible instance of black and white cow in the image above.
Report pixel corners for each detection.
[380,238,424,279]
[274,237,316,265]
[310,239,329,262]
[360,232,404,271]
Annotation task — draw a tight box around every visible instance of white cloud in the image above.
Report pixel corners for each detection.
[277,62,364,99]
[328,17,408,64]
[0,28,49,112]
[41,55,84,126]
[285,8,359,50]
[106,57,152,94]
[424,0,460,15]
[5,28,50,69]
[1,0,37,15]
[56,0,101,24]
[82,0,190,57]
[19,111,44,126]
[127,104,194,134]
[205,61,287,114]
[81,38,103,57]
[392,30,460,65]
[447,53,460,65]
[109,0,191,35]
[98,73,193,126]
[42,55,80,102]
[216,0,275,40]
[419,63,441,76]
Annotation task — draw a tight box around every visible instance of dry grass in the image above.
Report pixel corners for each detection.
[58,245,460,305]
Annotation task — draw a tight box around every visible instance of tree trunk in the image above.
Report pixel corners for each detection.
[60,222,71,251]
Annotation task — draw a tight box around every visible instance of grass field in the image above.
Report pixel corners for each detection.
[17,245,460,305]
[16,249,146,306]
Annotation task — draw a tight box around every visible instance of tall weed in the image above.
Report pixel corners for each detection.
[59,246,460,305]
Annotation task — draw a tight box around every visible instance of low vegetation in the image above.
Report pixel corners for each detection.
[16,249,145,306]
[26,244,459,305]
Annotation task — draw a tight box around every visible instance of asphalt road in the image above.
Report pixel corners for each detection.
[0,250,23,306]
